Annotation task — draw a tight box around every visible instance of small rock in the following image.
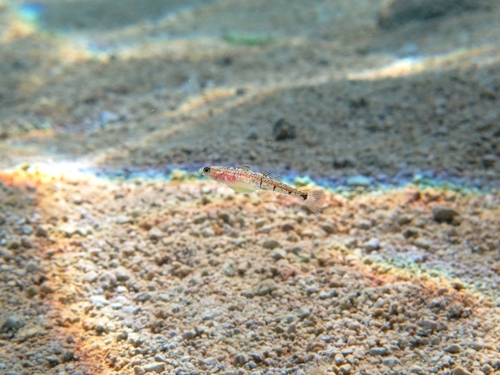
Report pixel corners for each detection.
[46,356,61,366]
[411,366,423,374]
[201,228,215,237]
[263,239,280,250]
[35,226,48,237]
[481,154,497,168]
[148,227,163,240]
[321,223,336,234]
[222,261,236,277]
[453,368,472,375]
[26,262,39,272]
[233,353,247,366]
[402,227,419,238]
[358,219,372,229]
[116,215,132,224]
[368,347,387,356]
[60,224,76,237]
[273,118,296,141]
[21,237,34,248]
[432,206,459,223]
[26,285,39,297]
[7,239,20,249]
[183,330,196,340]
[40,282,55,294]
[134,366,146,375]
[419,319,438,331]
[0,248,14,260]
[100,110,119,125]
[364,238,380,251]
[269,248,286,261]
[470,341,484,351]
[255,279,279,296]
[22,225,33,235]
[445,344,461,354]
[90,296,109,307]
[17,326,45,341]
[346,175,371,187]
[115,267,132,281]
[3,315,26,330]
[193,215,206,224]
[383,357,399,368]
[144,362,165,373]
[135,292,152,302]
[414,238,431,250]
[202,309,220,320]
[83,271,98,283]
[339,364,352,375]
[62,350,74,363]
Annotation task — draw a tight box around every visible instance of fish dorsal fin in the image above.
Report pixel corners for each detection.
[238,164,253,171]
[261,168,281,181]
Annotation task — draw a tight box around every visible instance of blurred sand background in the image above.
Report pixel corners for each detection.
[0,0,499,374]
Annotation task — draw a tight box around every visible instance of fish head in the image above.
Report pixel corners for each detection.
[199,165,216,179]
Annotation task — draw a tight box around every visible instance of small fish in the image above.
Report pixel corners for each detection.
[199,165,325,213]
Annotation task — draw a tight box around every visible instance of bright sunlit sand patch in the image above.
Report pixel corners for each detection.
[348,42,500,80]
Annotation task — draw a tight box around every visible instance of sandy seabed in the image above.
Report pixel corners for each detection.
[0,1,499,375]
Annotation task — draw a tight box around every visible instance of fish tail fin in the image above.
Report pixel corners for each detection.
[304,189,325,214]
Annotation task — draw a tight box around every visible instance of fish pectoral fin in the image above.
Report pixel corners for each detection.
[228,185,256,193]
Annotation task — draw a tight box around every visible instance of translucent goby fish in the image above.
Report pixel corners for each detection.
[199,165,325,213]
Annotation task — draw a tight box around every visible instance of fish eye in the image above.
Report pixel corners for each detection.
[203,166,211,173]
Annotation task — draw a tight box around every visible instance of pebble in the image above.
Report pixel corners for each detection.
[116,215,133,224]
[35,226,48,237]
[83,271,98,283]
[62,350,74,363]
[46,356,61,366]
[444,344,461,354]
[383,357,399,368]
[414,238,431,250]
[269,248,286,261]
[100,110,119,125]
[3,315,25,330]
[368,347,387,356]
[453,368,472,375]
[22,225,33,235]
[263,239,280,250]
[419,319,438,331]
[134,366,146,375]
[432,206,459,223]
[321,223,336,234]
[90,296,109,307]
[115,267,132,281]
[0,248,14,260]
[148,227,163,240]
[411,366,423,374]
[201,228,215,237]
[358,220,371,229]
[17,326,45,341]
[339,364,352,374]
[183,330,196,340]
[222,261,236,277]
[346,175,371,187]
[144,363,165,373]
[364,238,380,251]
[273,118,296,141]
[233,353,247,366]
[255,279,279,296]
